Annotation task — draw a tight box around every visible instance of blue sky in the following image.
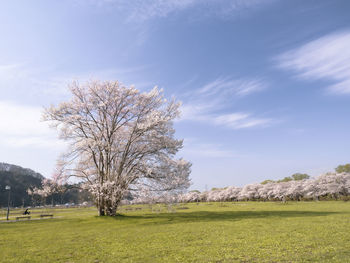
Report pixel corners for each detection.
[0,0,350,190]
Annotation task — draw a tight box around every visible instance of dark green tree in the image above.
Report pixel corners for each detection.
[277,177,293,183]
[260,179,275,185]
[335,164,350,173]
[291,173,310,181]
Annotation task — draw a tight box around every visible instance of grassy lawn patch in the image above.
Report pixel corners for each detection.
[1,201,349,262]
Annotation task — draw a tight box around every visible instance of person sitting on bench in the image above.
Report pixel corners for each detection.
[23,208,30,215]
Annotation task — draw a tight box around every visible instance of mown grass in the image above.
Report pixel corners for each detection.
[1,201,350,262]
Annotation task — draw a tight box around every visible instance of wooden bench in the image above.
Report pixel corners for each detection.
[16,216,31,220]
[40,214,54,218]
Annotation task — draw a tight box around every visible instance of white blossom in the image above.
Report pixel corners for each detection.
[178,172,350,203]
[44,80,191,216]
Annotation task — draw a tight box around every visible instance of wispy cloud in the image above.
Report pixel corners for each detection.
[0,63,70,103]
[0,101,65,149]
[81,0,275,22]
[0,62,155,150]
[276,30,350,94]
[179,77,272,129]
[214,113,271,129]
[180,139,239,158]
[196,77,266,97]
[0,63,152,104]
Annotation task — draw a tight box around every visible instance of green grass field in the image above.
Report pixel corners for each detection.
[1,201,350,262]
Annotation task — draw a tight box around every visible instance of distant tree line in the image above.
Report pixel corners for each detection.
[2,162,350,207]
[131,164,350,204]
[28,183,92,207]
[178,165,350,203]
[0,170,42,207]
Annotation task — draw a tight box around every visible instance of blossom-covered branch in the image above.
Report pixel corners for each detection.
[43,81,191,216]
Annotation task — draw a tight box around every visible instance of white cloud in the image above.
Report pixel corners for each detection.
[0,101,47,136]
[180,106,272,130]
[214,113,271,129]
[197,77,266,97]
[179,111,272,130]
[178,77,272,129]
[0,101,65,149]
[0,63,153,149]
[0,63,70,103]
[126,0,195,22]
[276,30,350,94]
[67,66,153,90]
[180,103,212,122]
[81,0,274,22]
[180,139,239,158]
[0,63,152,105]
[214,113,249,124]
[4,136,63,149]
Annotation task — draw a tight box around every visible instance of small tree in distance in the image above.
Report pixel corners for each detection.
[291,173,310,181]
[44,81,191,216]
[260,179,274,185]
[335,164,350,173]
[261,173,310,185]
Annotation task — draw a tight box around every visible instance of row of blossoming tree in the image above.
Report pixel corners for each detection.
[177,172,350,203]
[31,171,350,207]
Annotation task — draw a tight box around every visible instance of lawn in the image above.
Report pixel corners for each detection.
[0,201,350,262]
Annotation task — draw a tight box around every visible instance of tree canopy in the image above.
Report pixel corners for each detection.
[335,164,350,173]
[44,81,191,216]
[291,173,310,181]
[261,173,310,185]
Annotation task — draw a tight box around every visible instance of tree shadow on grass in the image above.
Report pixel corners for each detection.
[110,210,341,225]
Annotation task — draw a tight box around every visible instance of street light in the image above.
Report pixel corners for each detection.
[5,185,11,220]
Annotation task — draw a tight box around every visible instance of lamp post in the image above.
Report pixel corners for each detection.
[5,185,11,220]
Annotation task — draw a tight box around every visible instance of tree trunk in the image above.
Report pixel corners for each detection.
[282,196,286,203]
[96,190,123,216]
[98,196,105,216]
[98,205,105,216]
[105,198,119,216]
[103,197,122,216]
[106,205,118,216]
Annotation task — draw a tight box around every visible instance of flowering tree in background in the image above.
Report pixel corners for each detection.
[28,179,57,206]
[44,81,191,216]
[178,172,350,203]
[27,165,68,206]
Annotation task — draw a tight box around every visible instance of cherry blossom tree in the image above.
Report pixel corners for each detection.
[178,172,350,203]
[44,81,191,216]
[28,178,57,206]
